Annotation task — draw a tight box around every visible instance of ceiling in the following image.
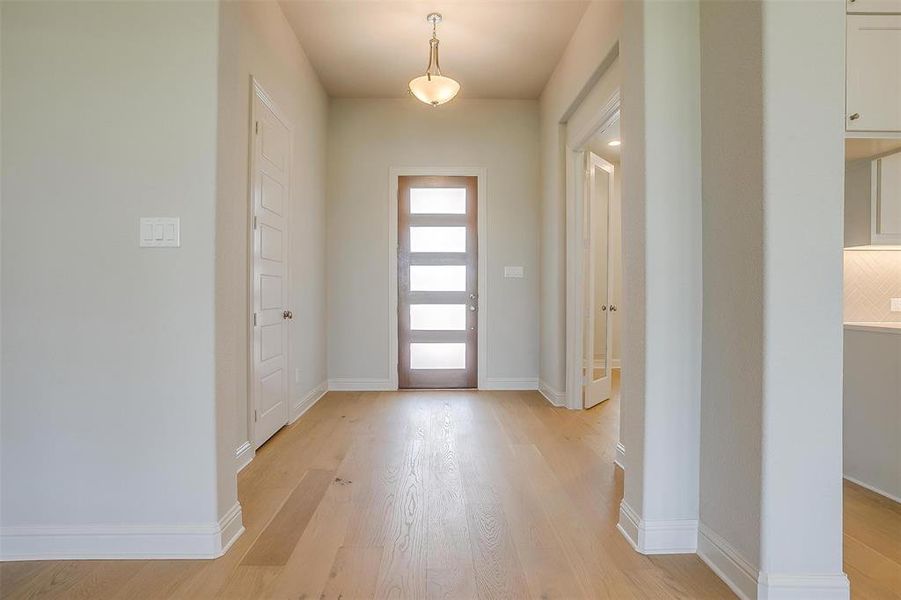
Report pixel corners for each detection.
[588,117,620,162]
[278,1,591,99]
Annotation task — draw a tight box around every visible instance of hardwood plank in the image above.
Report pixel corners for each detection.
[465,501,531,600]
[319,546,383,600]
[240,468,335,566]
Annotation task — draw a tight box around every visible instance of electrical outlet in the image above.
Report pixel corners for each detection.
[891,298,901,312]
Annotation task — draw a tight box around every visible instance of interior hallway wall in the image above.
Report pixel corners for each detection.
[1,0,226,556]
[216,0,329,467]
[538,0,623,398]
[326,99,540,387]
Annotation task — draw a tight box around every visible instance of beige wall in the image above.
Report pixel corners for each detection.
[217,0,329,469]
[844,250,901,323]
[326,99,540,386]
[2,0,223,537]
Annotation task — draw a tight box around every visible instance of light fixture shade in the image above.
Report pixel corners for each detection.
[409,74,460,106]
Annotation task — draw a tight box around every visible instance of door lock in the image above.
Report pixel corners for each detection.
[601,305,607,311]
[283,310,293,320]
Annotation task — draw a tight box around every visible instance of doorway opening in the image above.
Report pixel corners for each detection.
[565,92,622,410]
[388,168,487,390]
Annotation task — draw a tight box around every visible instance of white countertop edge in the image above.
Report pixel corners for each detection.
[844,322,901,334]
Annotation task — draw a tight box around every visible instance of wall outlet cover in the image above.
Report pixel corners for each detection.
[891,298,901,312]
[504,266,524,278]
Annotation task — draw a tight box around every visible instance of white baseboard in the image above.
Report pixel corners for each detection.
[235,440,254,473]
[481,377,538,390]
[614,442,625,470]
[757,573,850,600]
[843,474,901,504]
[698,523,850,600]
[538,379,565,407]
[698,523,758,600]
[0,502,244,561]
[616,501,697,554]
[327,378,394,391]
[291,381,328,423]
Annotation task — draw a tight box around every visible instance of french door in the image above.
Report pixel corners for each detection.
[397,176,478,389]
[584,153,615,408]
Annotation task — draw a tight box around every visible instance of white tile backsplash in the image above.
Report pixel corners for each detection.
[844,250,901,323]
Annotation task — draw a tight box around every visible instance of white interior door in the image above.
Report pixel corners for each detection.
[584,152,615,409]
[251,85,291,447]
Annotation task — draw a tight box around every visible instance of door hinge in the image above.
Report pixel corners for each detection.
[255,120,260,135]
[253,312,257,326]
[254,409,258,422]
[253,215,258,229]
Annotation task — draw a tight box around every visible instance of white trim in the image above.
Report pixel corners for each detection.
[843,474,901,504]
[291,381,328,423]
[616,501,697,554]
[0,503,244,561]
[538,379,566,407]
[235,441,254,473]
[697,523,851,600]
[565,91,621,410]
[614,442,625,469]
[388,167,488,391]
[481,377,538,390]
[697,523,758,600]
[328,378,394,391]
[757,573,850,600]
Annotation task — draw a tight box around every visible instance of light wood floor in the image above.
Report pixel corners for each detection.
[2,378,898,599]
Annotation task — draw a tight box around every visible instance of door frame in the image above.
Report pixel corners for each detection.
[247,77,294,451]
[565,90,620,410]
[388,167,487,390]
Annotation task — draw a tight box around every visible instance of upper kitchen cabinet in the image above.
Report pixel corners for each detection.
[873,151,901,244]
[846,15,901,134]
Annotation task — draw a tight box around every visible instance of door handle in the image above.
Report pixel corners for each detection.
[601,305,607,311]
[609,305,617,312]
[849,113,860,121]
[469,305,477,312]
[283,310,293,320]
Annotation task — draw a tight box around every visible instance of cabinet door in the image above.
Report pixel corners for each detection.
[873,152,901,244]
[847,15,901,132]
[847,0,901,14]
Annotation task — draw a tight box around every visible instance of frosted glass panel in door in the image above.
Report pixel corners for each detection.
[592,167,610,380]
[410,343,466,369]
[410,304,467,330]
[410,188,467,214]
[409,265,466,291]
[410,227,466,252]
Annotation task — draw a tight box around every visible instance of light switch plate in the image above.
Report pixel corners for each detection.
[140,217,180,247]
[891,298,901,312]
[504,266,524,278]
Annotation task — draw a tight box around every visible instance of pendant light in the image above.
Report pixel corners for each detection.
[408,13,460,107]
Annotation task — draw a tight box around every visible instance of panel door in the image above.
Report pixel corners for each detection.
[252,88,291,447]
[398,176,478,389]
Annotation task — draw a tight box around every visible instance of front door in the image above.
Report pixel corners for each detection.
[398,176,478,389]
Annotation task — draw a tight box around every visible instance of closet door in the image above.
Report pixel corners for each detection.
[847,15,901,132]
